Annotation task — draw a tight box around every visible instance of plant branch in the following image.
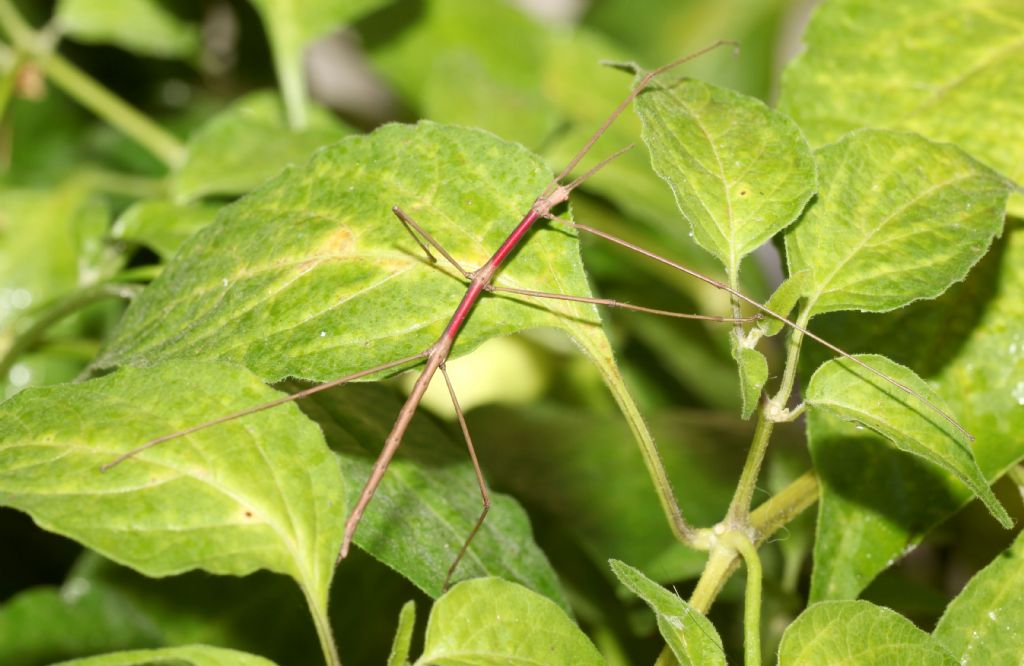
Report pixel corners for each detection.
[689,545,735,614]
[722,532,762,666]
[0,283,142,380]
[724,305,812,525]
[0,0,187,168]
[725,405,774,525]
[301,585,342,666]
[689,471,819,612]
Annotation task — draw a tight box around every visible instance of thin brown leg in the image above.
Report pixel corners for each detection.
[438,362,490,591]
[101,351,430,471]
[392,206,471,278]
[485,283,758,323]
[562,218,973,439]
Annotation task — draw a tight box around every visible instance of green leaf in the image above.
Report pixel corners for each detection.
[635,77,816,276]
[469,405,746,582]
[55,0,200,60]
[112,200,220,260]
[172,92,351,202]
[0,181,104,329]
[778,600,957,665]
[758,270,808,337]
[299,383,567,605]
[100,121,599,384]
[387,601,416,666]
[247,0,390,128]
[934,529,1024,663]
[779,0,1024,216]
[785,129,1008,317]
[0,361,345,611]
[414,578,603,665]
[609,560,724,666]
[0,585,160,665]
[52,645,278,666]
[366,0,557,148]
[806,354,1010,528]
[806,226,1024,600]
[732,341,767,419]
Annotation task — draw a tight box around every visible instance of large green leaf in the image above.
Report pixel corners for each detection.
[806,354,1010,528]
[53,645,278,666]
[609,560,724,666]
[172,92,351,202]
[56,0,199,60]
[0,361,345,612]
[636,77,815,276]
[785,129,1008,317]
[934,529,1024,664]
[806,225,1024,601]
[414,578,603,665]
[99,122,599,382]
[365,0,557,148]
[779,0,1024,216]
[778,600,957,665]
[299,383,566,605]
[0,584,160,665]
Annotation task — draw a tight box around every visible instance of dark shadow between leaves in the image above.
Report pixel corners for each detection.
[811,421,965,537]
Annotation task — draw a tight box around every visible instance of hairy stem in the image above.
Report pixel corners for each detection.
[577,327,698,546]
[722,532,762,666]
[690,471,819,612]
[726,407,774,525]
[0,0,186,168]
[301,585,341,666]
[750,470,818,540]
[726,305,811,524]
[689,546,735,614]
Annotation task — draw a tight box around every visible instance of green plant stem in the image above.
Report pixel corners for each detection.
[750,470,818,540]
[773,306,811,407]
[256,7,307,130]
[302,586,342,666]
[583,334,698,546]
[725,305,812,524]
[726,407,774,524]
[43,53,186,168]
[689,471,819,611]
[689,546,735,614]
[0,283,142,380]
[722,532,762,666]
[0,0,186,168]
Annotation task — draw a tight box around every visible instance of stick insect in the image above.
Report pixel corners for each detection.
[103,41,970,589]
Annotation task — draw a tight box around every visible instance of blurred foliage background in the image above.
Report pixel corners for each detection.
[0,0,1020,664]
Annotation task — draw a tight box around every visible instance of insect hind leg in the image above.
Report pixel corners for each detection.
[438,362,491,591]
